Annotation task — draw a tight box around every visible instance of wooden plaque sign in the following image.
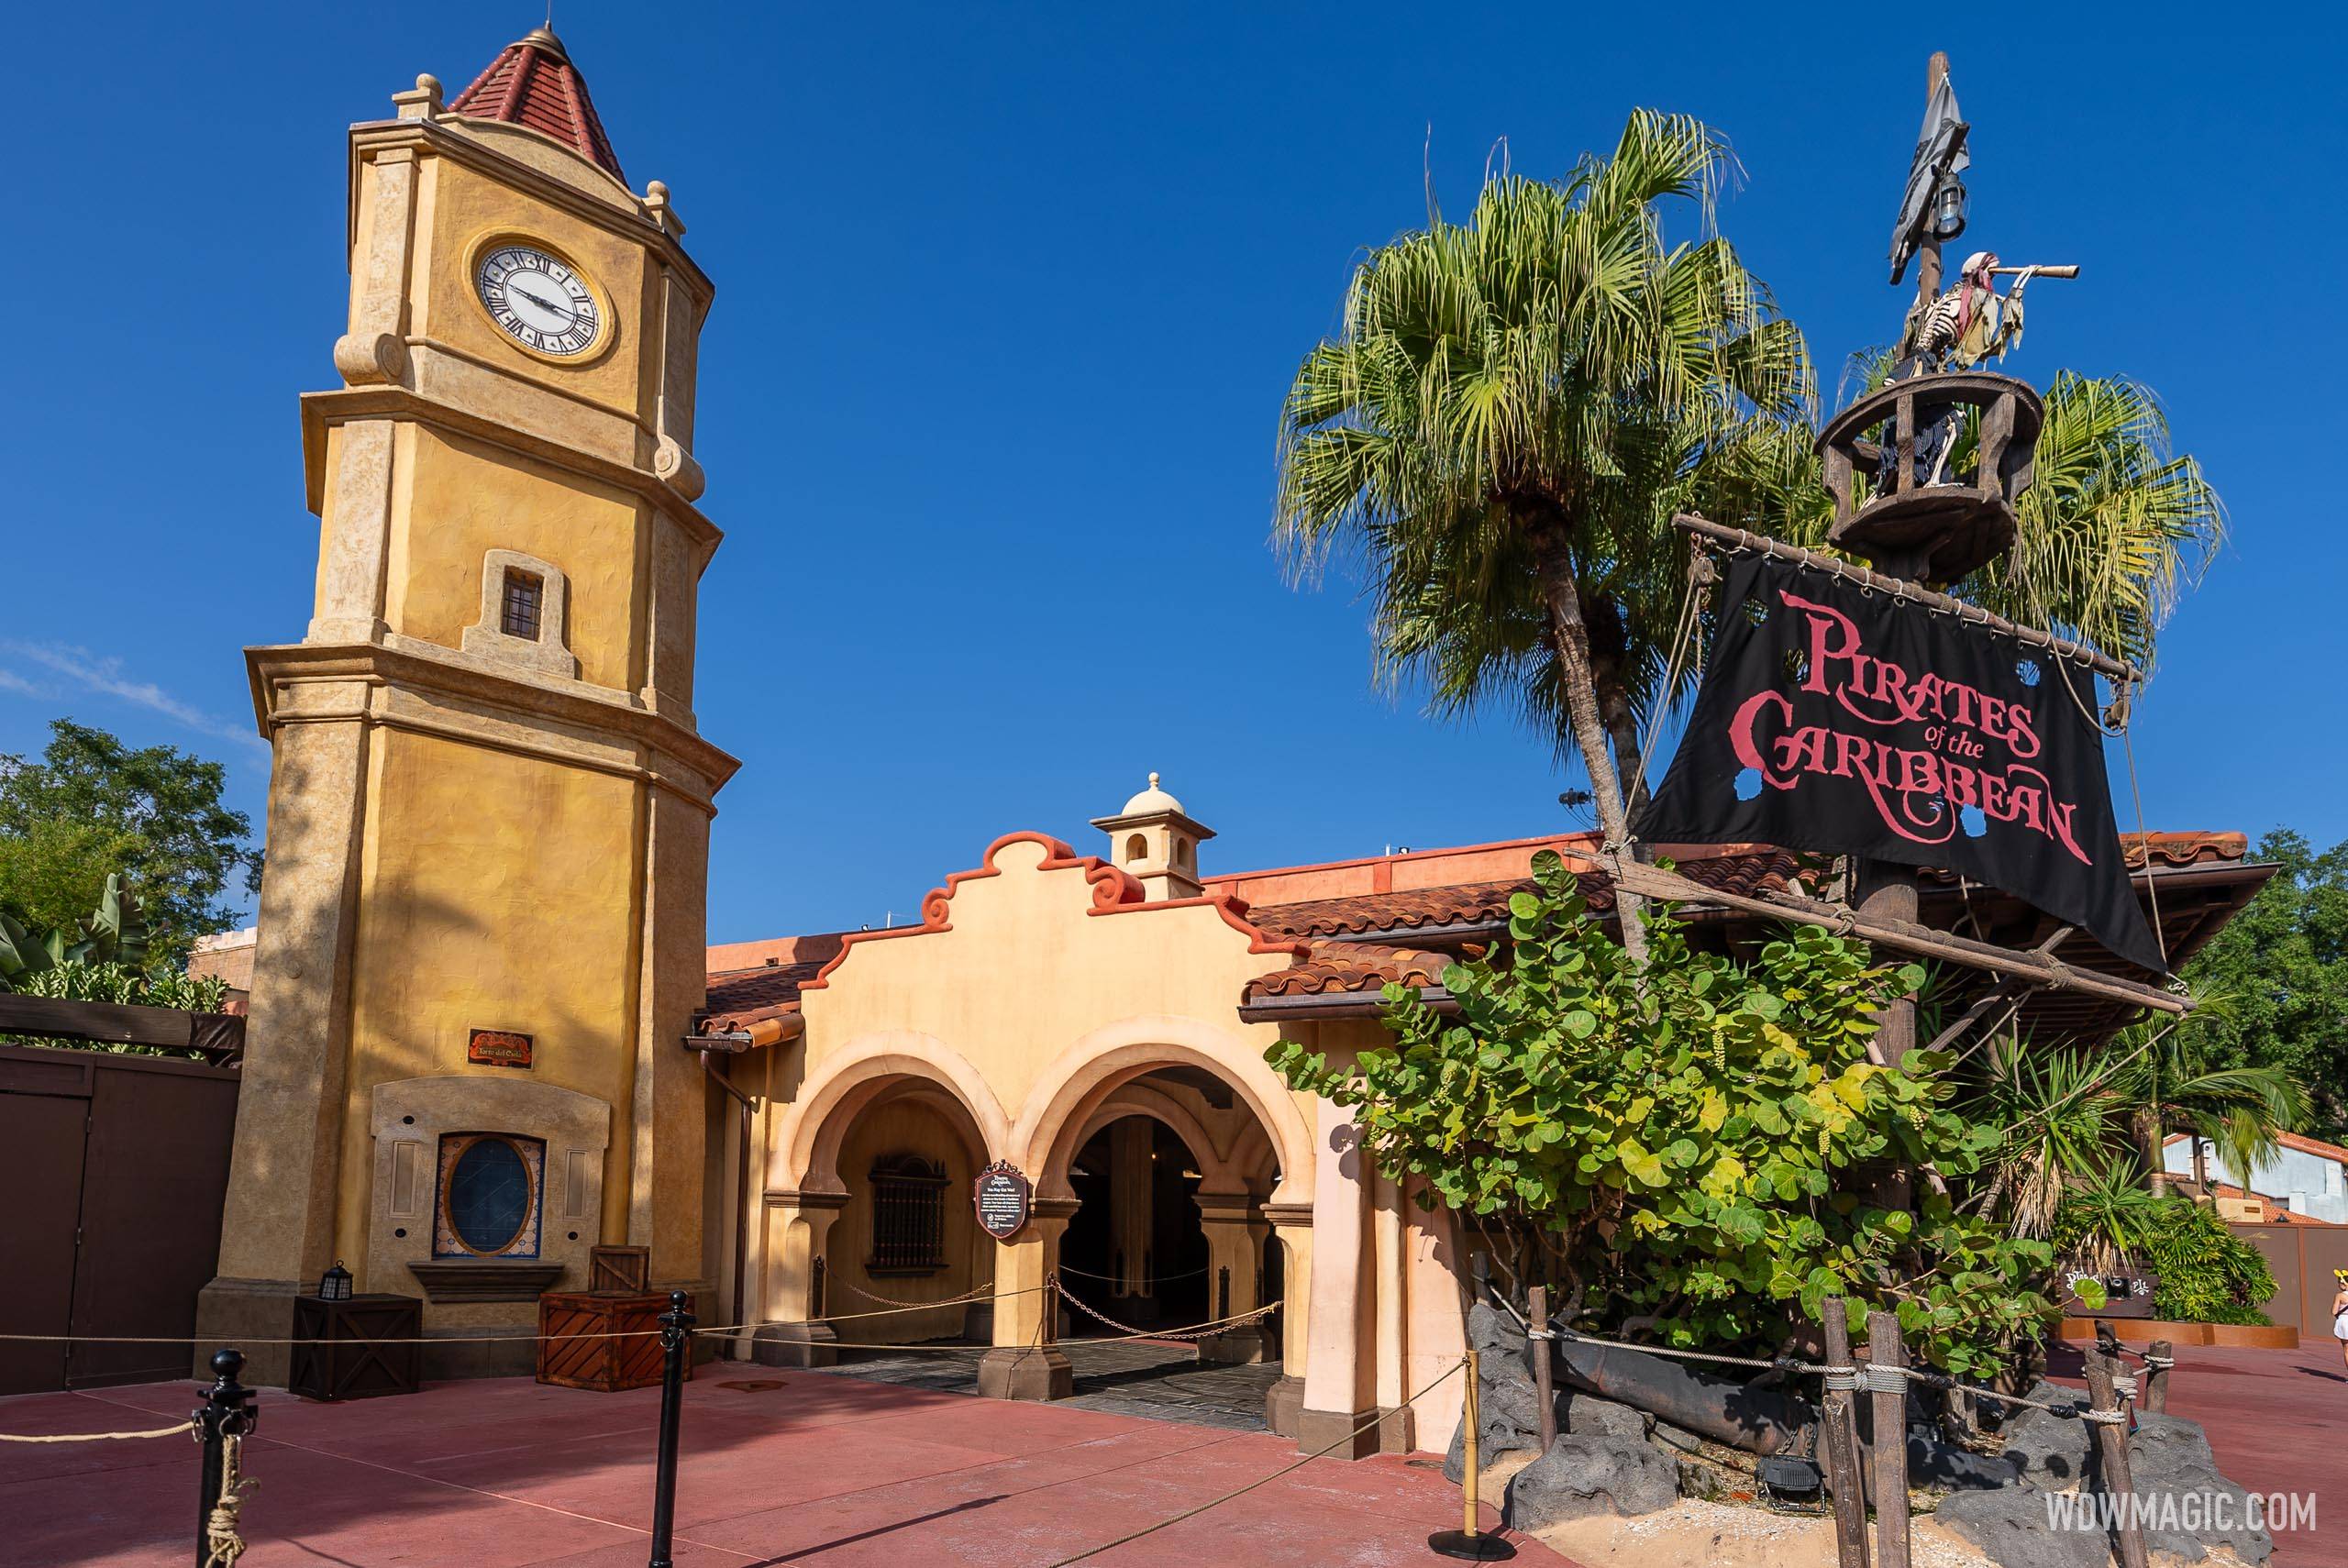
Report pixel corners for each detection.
[468,1028,533,1069]
[973,1160,1031,1241]
[2059,1262,2158,1319]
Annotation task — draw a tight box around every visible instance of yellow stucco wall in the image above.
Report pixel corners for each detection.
[406,156,655,423]
[332,725,646,1288]
[382,425,648,692]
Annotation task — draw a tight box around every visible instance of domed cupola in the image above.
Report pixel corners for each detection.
[1090,773,1214,900]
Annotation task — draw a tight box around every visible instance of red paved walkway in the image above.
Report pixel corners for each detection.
[0,1370,1556,1567]
[2050,1337,2344,1568]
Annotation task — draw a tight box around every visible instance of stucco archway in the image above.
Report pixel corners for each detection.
[1013,1016,1312,1208]
[772,1031,1010,1198]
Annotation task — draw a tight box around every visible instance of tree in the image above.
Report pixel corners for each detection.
[0,815,147,933]
[1764,366,2224,677]
[1957,373,2223,677]
[1275,112,1811,962]
[0,719,260,960]
[2182,830,2348,1142]
[1267,851,2054,1378]
[2108,996,2309,1195]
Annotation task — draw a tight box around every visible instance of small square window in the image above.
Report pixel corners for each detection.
[501,569,545,641]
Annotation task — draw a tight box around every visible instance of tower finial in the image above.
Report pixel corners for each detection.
[1147,771,1160,790]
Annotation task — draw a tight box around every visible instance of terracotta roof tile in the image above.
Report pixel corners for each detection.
[449,27,626,182]
[1247,941,1452,999]
[2120,831,2249,868]
[703,960,824,1031]
[1243,847,1810,942]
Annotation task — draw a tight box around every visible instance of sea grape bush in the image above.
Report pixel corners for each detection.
[1266,849,2054,1377]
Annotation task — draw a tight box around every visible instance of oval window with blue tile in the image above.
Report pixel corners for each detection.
[435,1132,544,1258]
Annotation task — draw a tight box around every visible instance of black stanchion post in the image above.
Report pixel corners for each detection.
[192,1348,257,1568]
[647,1289,694,1568]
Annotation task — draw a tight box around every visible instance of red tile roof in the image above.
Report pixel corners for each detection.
[1247,941,1453,999]
[703,828,2261,1020]
[449,27,626,182]
[1239,846,1810,943]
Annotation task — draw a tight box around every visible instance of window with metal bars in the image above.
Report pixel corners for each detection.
[866,1153,949,1275]
[500,568,545,641]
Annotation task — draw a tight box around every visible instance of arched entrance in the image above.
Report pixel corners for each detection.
[1058,1113,1212,1330]
[993,1063,1290,1423]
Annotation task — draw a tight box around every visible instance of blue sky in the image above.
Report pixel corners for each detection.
[2,3,2341,944]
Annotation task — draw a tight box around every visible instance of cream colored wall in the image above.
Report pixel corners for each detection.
[774,834,1319,1203]
[383,425,648,692]
[828,1099,989,1344]
[331,724,645,1293]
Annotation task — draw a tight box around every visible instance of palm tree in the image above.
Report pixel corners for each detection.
[1274,111,1810,960]
[2106,997,2310,1196]
[1768,367,2223,677]
[1962,373,2224,677]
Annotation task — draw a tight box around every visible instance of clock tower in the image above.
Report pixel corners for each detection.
[195,28,739,1380]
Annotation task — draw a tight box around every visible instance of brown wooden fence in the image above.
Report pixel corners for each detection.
[2230,1221,2348,1338]
[0,1041,240,1395]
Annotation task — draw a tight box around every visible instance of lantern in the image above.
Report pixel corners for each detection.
[1931,171,1968,242]
[318,1260,353,1302]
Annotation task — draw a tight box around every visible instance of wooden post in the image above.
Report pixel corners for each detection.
[1428,1345,1517,1559]
[1868,1311,1912,1568]
[1820,1301,1872,1568]
[1528,1284,1556,1452]
[1464,1345,1482,1535]
[2143,1340,2172,1414]
[2083,1348,2151,1568]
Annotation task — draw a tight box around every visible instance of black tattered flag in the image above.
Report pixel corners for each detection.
[1634,554,2165,973]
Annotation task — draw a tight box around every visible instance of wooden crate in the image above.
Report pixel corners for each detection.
[537,1291,680,1392]
[589,1244,651,1294]
[288,1294,423,1402]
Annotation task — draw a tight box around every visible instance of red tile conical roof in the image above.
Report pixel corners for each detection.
[448,27,626,183]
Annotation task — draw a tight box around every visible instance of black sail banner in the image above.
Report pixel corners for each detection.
[1634,553,2165,973]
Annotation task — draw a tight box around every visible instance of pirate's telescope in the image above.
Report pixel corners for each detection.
[1818,55,2061,588]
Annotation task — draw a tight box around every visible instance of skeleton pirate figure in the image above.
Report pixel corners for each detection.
[1877,250,2042,493]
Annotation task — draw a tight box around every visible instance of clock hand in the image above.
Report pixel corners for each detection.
[509,284,575,318]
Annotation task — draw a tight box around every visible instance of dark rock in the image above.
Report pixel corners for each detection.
[1907,1427,2024,1493]
[1956,1394,2271,1567]
[1445,1302,1545,1484]
[2120,1414,2273,1565]
[1999,1380,2096,1488]
[1561,1391,1649,1442]
[1501,1430,1679,1528]
[1935,1485,2113,1568]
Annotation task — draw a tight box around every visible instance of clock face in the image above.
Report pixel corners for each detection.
[474,244,602,358]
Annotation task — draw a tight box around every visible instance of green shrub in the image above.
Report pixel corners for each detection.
[1267,851,2055,1380]
[2141,1198,2276,1325]
[2,960,229,1058]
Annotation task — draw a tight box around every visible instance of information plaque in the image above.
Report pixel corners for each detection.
[973,1159,1032,1241]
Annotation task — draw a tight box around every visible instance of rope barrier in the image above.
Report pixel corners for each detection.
[1056,1286,1278,1342]
[0,1419,196,1443]
[1051,1262,1212,1285]
[0,1283,1067,1350]
[203,1431,254,1567]
[832,1278,998,1310]
[1491,1285,2110,1420]
[1036,1354,1472,1568]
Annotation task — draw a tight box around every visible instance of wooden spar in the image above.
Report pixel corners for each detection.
[1604,858,2192,1017]
[1669,513,2143,686]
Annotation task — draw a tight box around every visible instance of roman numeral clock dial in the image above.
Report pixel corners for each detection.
[474,244,602,358]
